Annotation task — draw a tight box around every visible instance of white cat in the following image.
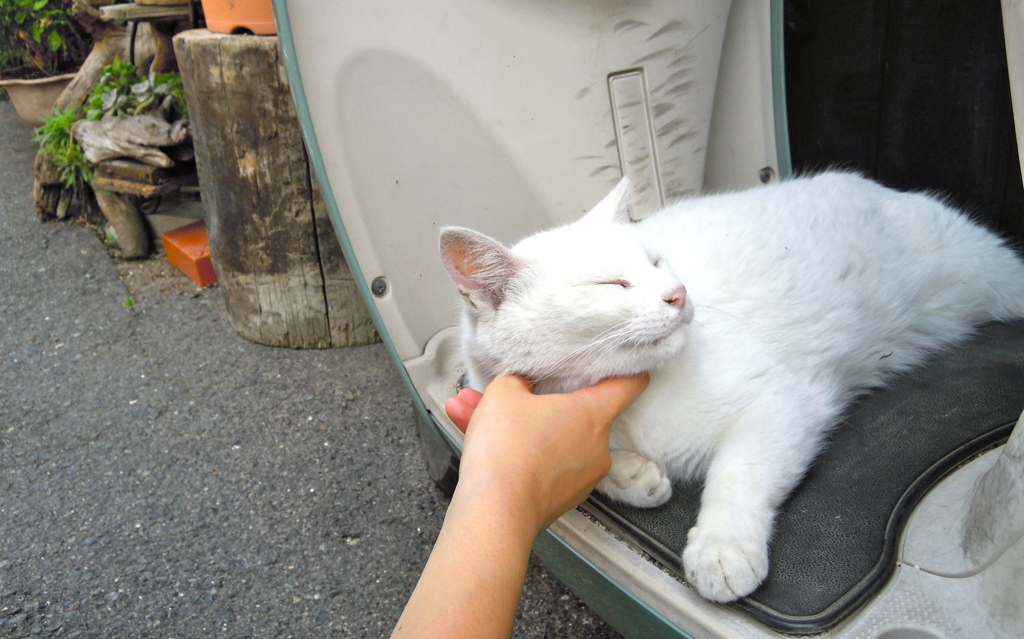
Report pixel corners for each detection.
[439,172,1024,603]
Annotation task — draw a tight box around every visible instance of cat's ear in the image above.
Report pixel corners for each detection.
[440,227,521,310]
[579,176,632,226]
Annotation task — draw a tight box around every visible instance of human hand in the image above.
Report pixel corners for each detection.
[445,374,649,536]
[392,375,647,638]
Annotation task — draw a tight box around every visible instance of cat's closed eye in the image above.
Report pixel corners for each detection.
[598,280,633,289]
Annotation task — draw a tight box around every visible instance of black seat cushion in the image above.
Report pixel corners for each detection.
[586,321,1024,634]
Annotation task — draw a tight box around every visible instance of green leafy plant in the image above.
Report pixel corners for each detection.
[0,0,90,81]
[34,105,91,190]
[86,58,188,121]
[149,72,188,121]
[85,57,136,118]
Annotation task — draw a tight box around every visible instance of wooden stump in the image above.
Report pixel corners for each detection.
[172,30,378,348]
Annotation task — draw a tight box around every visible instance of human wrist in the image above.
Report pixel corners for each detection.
[448,471,545,542]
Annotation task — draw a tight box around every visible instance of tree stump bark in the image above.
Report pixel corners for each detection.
[173,30,378,348]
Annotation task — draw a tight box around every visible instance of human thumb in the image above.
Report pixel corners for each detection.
[571,373,650,427]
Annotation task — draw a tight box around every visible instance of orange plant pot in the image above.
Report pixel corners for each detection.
[201,0,276,35]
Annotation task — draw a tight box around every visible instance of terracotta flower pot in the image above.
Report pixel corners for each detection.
[201,0,277,35]
[0,73,77,127]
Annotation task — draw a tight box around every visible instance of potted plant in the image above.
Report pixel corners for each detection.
[0,0,92,125]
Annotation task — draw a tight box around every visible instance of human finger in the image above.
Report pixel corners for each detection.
[445,388,484,432]
[571,373,650,426]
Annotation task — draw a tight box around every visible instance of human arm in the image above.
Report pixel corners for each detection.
[391,374,649,639]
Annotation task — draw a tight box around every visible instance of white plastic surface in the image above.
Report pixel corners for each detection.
[285,0,780,361]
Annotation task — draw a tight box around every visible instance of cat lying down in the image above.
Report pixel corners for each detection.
[439,172,1024,603]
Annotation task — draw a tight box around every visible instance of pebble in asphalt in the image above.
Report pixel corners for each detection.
[0,101,622,638]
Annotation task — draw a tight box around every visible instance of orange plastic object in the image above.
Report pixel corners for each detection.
[201,0,276,35]
[162,220,218,286]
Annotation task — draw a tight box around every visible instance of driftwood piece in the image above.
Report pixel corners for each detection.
[99,3,191,22]
[90,158,196,257]
[73,115,189,166]
[93,187,149,258]
[174,30,378,348]
[92,158,198,197]
[93,157,189,182]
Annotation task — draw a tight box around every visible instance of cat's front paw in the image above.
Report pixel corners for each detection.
[682,526,769,603]
[596,450,672,508]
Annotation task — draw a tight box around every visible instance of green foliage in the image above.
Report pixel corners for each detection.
[0,0,91,81]
[152,72,189,121]
[86,58,188,121]
[34,105,91,190]
[85,57,138,119]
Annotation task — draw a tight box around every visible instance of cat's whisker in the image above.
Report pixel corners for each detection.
[539,333,630,378]
[531,320,637,383]
[552,322,660,381]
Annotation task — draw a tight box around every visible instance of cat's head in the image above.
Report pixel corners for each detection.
[440,178,694,393]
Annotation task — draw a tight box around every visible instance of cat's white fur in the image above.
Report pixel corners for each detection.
[439,172,1024,603]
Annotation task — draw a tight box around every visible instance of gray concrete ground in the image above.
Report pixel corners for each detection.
[0,101,621,638]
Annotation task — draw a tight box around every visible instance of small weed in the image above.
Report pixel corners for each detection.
[34,106,91,191]
[123,297,135,308]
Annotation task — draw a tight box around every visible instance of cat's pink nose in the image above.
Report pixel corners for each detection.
[664,285,686,308]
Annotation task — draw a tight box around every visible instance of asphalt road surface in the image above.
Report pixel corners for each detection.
[0,101,621,638]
